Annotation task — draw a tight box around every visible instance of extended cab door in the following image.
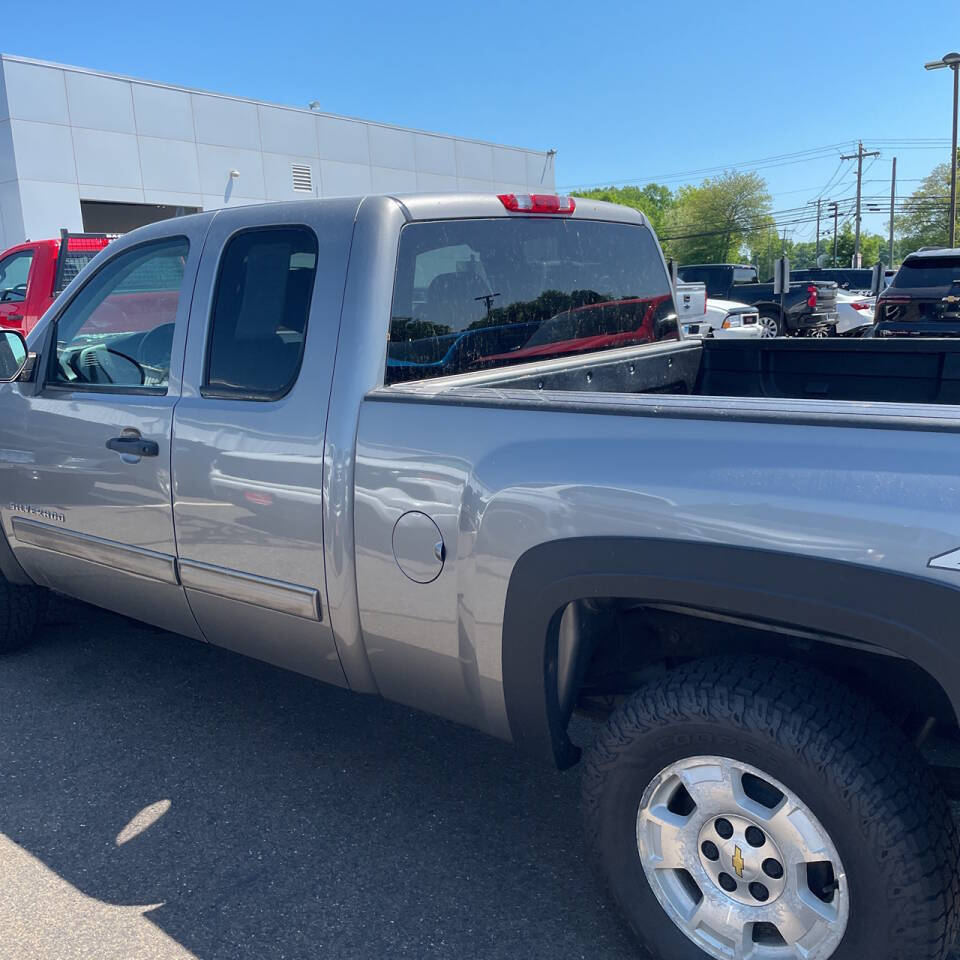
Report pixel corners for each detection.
[172,202,356,686]
[0,220,209,637]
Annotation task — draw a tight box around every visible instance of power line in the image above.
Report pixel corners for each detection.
[561,141,856,191]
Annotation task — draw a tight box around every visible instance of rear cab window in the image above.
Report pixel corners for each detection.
[386,218,676,385]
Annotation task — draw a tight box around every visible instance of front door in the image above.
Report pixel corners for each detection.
[0,247,35,330]
[172,204,353,686]
[0,222,207,638]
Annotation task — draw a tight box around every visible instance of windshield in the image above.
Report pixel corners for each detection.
[892,257,960,289]
[386,218,676,384]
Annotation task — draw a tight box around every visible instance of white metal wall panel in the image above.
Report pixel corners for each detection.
[368,125,416,171]
[415,171,459,193]
[0,121,17,183]
[492,148,527,187]
[258,105,316,157]
[197,143,265,199]
[16,179,82,238]
[315,115,370,164]
[414,134,457,176]
[191,94,261,151]
[143,187,203,208]
[132,83,195,141]
[320,159,372,197]
[65,71,136,134]
[139,136,201,193]
[0,181,25,250]
[9,120,76,184]
[72,128,141,189]
[455,140,494,182]
[2,61,69,125]
[371,166,418,193]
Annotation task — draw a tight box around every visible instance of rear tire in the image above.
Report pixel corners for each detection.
[0,576,47,654]
[759,312,785,337]
[582,656,960,960]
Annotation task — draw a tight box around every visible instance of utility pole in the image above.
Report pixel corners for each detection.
[889,157,897,267]
[815,198,822,260]
[807,199,823,260]
[841,141,880,267]
[829,201,839,266]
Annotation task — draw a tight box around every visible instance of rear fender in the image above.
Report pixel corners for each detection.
[501,537,960,768]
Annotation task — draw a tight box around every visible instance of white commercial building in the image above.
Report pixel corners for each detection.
[0,53,556,250]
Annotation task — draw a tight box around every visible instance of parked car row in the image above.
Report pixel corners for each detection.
[676,263,839,337]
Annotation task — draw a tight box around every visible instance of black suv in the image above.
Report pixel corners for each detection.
[875,249,960,337]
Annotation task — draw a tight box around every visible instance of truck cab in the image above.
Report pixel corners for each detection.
[0,231,112,335]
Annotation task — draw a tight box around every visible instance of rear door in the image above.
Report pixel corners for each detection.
[172,202,356,685]
[0,220,209,637]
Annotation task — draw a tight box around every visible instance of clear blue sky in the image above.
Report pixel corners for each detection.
[4,0,958,240]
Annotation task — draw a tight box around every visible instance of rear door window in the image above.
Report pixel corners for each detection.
[892,258,960,289]
[203,227,318,400]
[387,219,675,384]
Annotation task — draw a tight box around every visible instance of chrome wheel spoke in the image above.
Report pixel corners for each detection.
[639,805,695,870]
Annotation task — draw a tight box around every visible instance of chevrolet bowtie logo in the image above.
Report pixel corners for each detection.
[732,845,745,878]
[944,295,960,304]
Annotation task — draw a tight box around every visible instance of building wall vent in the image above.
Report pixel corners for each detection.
[291,164,313,193]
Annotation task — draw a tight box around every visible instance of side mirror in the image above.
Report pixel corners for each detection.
[0,330,29,382]
[870,262,885,298]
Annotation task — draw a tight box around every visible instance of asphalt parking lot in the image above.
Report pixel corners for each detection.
[0,595,637,960]
[4,597,960,960]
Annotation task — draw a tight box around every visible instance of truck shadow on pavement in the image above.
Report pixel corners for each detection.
[0,597,636,960]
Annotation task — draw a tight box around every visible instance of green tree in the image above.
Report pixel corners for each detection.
[572,183,676,238]
[664,171,772,264]
[895,156,960,256]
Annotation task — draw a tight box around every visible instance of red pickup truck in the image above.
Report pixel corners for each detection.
[0,230,112,335]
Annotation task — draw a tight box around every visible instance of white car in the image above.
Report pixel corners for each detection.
[676,281,761,339]
[835,291,875,336]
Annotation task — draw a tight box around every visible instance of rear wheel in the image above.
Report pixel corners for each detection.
[0,576,47,654]
[582,657,960,960]
[759,313,784,338]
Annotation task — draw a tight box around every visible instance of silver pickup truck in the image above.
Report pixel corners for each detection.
[1,194,959,960]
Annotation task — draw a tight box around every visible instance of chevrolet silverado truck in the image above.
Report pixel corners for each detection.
[1,193,960,960]
[677,262,838,337]
[0,229,112,335]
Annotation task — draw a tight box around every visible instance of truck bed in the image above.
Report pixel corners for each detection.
[408,338,960,408]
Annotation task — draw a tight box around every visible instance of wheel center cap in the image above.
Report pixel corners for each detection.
[697,814,787,906]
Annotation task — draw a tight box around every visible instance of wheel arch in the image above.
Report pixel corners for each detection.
[501,536,960,769]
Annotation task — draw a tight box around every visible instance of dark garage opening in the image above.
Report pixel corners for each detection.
[80,200,201,234]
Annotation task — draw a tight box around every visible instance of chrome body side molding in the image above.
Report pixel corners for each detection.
[11,517,179,585]
[178,558,321,621]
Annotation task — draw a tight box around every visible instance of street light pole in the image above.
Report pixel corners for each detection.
[925,52,960,248]
[952,63,959,248]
